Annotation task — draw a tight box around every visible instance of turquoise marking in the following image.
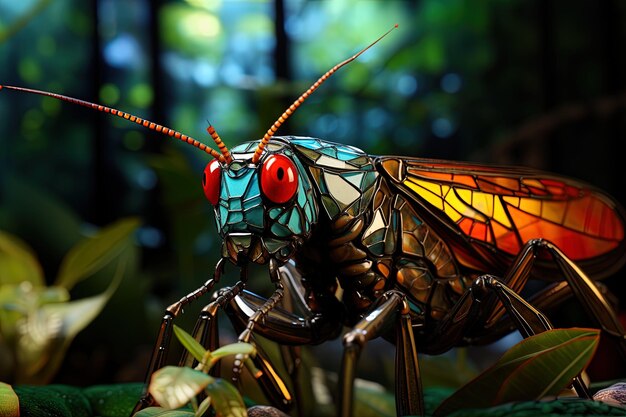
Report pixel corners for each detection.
[288,209,301,234]
[304,202,313,223]
[271,222,292,237]
[228,211,244,224]
[337,149,360,161]
[217,166,265,234]
[297,187,307,206]
[269,207,282,220]
[364,171,377,188]
[230,198,242,211]
[407,300,423,314]
[291,138,322,150]
[213,137,318,242]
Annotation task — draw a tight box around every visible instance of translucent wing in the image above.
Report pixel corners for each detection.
[377,156,626,278]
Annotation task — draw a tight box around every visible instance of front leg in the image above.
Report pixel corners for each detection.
[223,259,344,413]
[131,258,227,415]
[339,290,422,417]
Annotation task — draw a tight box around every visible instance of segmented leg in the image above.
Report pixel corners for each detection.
[233,282,285,382]
[424,274,590,401]
[131,258,227,415]
[178,281,246,375]
[223,262,344,414]
[339,290,422,417]
[480,239,626,358]
[180,263,301,412]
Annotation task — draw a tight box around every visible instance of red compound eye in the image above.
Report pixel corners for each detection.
[261,154,298,204]
[203,159,221,205]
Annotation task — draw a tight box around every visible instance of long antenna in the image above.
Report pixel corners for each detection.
[251,23,399,164]
[0,85,228,163]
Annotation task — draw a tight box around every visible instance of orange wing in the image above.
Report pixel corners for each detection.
[377,157,626,275]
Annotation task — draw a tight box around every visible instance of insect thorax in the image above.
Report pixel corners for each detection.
[264,137,473,325]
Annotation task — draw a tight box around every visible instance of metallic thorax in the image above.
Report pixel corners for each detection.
[214,136,470,325]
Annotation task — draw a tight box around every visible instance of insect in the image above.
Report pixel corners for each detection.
[3,24,626,417]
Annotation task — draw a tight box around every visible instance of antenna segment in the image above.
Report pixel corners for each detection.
[251,23,398,164]
[0,85,228,162]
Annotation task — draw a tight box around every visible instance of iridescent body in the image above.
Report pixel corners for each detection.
[211,136,626,339]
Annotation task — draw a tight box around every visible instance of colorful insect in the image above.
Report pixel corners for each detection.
[2,24,626,417]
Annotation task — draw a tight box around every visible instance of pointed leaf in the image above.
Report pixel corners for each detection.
[211,343,256,360]
[0,382,19,417]
[133,407,195,417]
[0,230,44,286]
[173,325,207,364]
[205,378,247,417]
[195,396,212,417]
[16,253,126,384]
[434,328,600,416]
[149,366,213,410]
[496,328,598,367]
[55,217,140,289]
[495,333,599,402]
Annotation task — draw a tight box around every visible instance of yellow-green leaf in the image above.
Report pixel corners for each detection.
[205,379,247,417]
[173,325,207,365]
[55,217,140,289]
[15,253,127,384]
[211,343,256,360]
[0,382,19,417]
[149,366,212,410]
[133,407,195,417]
[0,230,44,286]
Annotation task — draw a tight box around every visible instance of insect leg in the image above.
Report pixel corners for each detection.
[223,262,344,413]
[482,238,626,359]
[542,239,626,358]
[471,274,590,398]
[339,290,422,417]
[475,281,572,345]
[131,258,227,415]
[178,281,246,375]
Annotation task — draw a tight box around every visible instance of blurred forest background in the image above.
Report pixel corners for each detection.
[1,0,626,398]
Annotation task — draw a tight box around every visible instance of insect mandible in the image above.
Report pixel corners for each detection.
[3,24,626,417]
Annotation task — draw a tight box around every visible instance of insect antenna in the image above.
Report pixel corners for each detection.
[251,23,399,164]
[207,122,232,163]
[0,84,228,163]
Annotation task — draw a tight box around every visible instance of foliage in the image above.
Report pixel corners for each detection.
[434,328,601,416]
[0,382,19,417]
[133,325,253,417]
[0,217,139,385]
[0,0,625,402]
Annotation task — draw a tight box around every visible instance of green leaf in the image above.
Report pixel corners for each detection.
[205,379,247,417]
[0,382,19,417]
[173,325,207,365]
[434,328,600,417]
[15,253,127,384]
[0,230,44,286]
[133,407,195,417]
[55,217,140,289]
[195,396,211,417]
[148,366,213,410]
[211,343,256,360]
